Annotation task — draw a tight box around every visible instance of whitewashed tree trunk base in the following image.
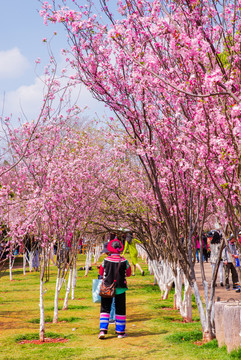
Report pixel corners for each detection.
[39,277,45,342]
[192,280,214,341]
[39,248,46,342]
[71,259,77,300]
[149,259,174,299]
[84,250,92,277]
[174,268,192,321]
[53,268,65,323]
[93,245,101,264]
[63,267,72,310]
[23,253,27,275]
[137,245,148,262]
[29,251,34,272]
[9,256,13,281]
[148,259,154,275]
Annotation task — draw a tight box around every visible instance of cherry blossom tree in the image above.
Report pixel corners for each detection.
[0,116,132,337]
[40,0,241,340]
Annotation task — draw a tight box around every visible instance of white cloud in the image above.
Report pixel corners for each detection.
[0,48,29,79]
[1,77,44,124]
[1,75,110,125]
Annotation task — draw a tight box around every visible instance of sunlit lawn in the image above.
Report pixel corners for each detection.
[0,254,240,360]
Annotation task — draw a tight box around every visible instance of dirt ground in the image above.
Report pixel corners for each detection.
[195,261,241,302]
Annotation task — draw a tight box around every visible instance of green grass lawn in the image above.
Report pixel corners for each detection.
[0,254,240,360]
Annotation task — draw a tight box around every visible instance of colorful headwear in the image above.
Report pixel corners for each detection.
[107,239,123,254]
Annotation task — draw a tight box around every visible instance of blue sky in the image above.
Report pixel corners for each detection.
[0,0,109,125]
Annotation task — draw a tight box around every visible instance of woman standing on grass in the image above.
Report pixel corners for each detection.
[123,232,144,276]
[98,238,131,339]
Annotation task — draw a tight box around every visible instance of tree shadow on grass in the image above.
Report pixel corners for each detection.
[94,356,147,360]
[127,311,156,323]
[0,321,35,331]
[127,316,155,323]
[45,304,91,311]
[29,316,81,324]
[102,329,168,341]
[127,329,168,337]
[0,309,34,316]
[0,270,26,278]
[1,288,34,293]
[127,299,148,306]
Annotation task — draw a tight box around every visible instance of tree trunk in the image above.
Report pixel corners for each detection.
[29,251,33,272]
[53,267,65,323]
[136,244,148,262]
[180,276,192,322]
[9,255,13,281]
[192,280,215,341]
[206,282,216,339]
[23,252,26,275]
[174,267,183,310]
[63,267,72,310]
[71,256,77,300]
[39,274,45,342]
[84,249,92,277]
[174,268,192,321]
[150,259,174,299]
[39,249,46,342]
[148,259,154,275]
[93,245,101,264]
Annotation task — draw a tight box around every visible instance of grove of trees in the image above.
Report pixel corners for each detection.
[1,0,241,344]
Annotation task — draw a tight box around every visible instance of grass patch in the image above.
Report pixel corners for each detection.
[45,304,90,311]
[15,332,68,342]
[192,316,200,322]
[191,294,198,308]
[200,339,219,349]
[68,305,91,310]
[165,330,203,343]
[0,254,238,360]
[29,316,52,324]
[138,284,165,293]
[230,348,241,358]
[29,316,80,324]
